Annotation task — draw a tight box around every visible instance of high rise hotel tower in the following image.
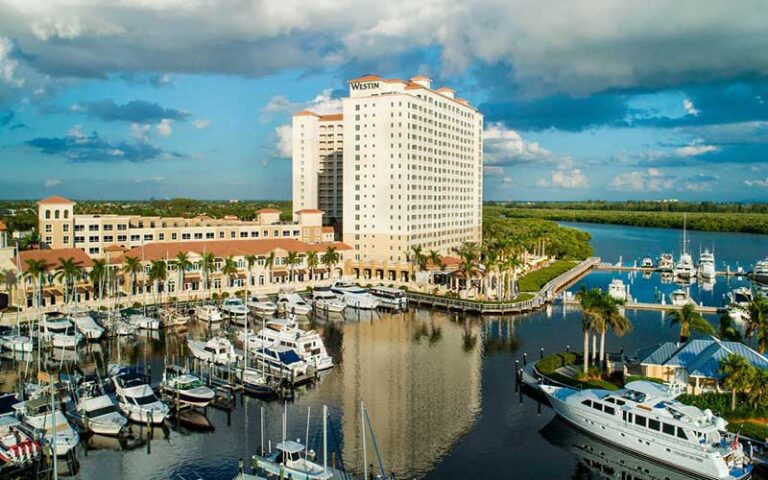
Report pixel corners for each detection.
[293,74,483,268]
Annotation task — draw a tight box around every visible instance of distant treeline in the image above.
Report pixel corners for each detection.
[489,206,768,235]
[488,201,768,214]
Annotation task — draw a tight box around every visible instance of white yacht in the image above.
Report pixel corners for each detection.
[658,253,674,272]
[41,316,83,349]
[641,257,655,269]
[159,366,215,407]
[69,310,105,340]
[158,307,190,328]
[72,385,127,436]
[247,295,278,316]
[13,397,79,456]
[727,287,754,322]
[751,259,768,284]
[127,312,160,330]
[0,415,40,470]
[540,381,753,480]
[699,249,717,280]
[675,215,696,280]
[187,336,238,365]
[0,331,33,353]
[221,298,249,317]
[607,279,629,302]
[195,304,223,323]
[370,286,408,309]
[670,288,695,307]
[276,293,312,316]
[255,440,336,480]
[244,317,333,371]
[252,345,310,380]
[309,288,346,313]
[330,281,380,310]
[111,368,169,425]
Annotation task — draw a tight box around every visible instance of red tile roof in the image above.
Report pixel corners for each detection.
[0,220,6,231]
[348,74,381,83]
[14,248,93,273]
[256,208,281,214]
[435,87,455,92]
[38,196,75,205]
[322,226,334,233]
[319,113,343,121]
[115,239,351,263]
[410,75,431,82]
[103,244,125,253]
[295,209,323,214]
[293,110,321,117]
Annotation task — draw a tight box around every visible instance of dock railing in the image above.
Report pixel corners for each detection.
[406,257,601,315]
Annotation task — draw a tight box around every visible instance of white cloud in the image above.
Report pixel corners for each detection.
[683,98,699,116]
[262,88,342,120]
[156,118,172,137]
[609,168,674,192]
[745,178,768,188]
[194,118,212,129]
[0,36,23,87]
[44,178,62,187]
[130,122,151,141]
[275,123,292,158]
[537,165,588,189]
[674,144,718,157]
[483,123,561,166]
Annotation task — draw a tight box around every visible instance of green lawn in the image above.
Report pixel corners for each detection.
[518,260,577,292]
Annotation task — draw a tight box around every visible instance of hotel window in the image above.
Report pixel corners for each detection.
[45,236,52,244]
[62,224,69,232]
[206,233,214,239]
[251,231,258,238]
[219,232,225,238]
[172,233,177,240]
[45,225,52,233]
[103,235,113,242]
[158,233,165,241]
[103,225,113,231]
[182,233,191,240]
[63,236,69,244]
[240,232,248,238]
[117,235,126,242]
[89,225,99,232]
[45,210,51,219]
[194,233,203,239]
[89,236,99,243]
[143,234,153,241]
[75,236,85,243]
[117,224,127,231]
[230,231,236,238]
[89,247,99,254]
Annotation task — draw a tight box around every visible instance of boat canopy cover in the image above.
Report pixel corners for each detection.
[270,349,302,365]
[276,440,306,454]
[624,381,673,399]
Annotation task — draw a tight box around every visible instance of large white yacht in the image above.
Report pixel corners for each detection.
[309,288,346,313]
[276,293,312,316]
[40,316,83,349]
[13,397,80,456]
[699,249,717,280]
[195,304,223,323]
[607,279,629,302]
[330,281,380,310]
[674,215,696,280]
[111,368,169,425]
[243,317,333,371]
[247,295,278,316]
[540,381,753,480]
[751,259,768,284]
[187,336,238,365]
[68,308,105,340]
[71,383,127,437]
[727,287,754,323]
[221,298,249,317]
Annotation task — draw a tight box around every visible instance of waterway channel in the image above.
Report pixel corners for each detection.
[0,222,766,479]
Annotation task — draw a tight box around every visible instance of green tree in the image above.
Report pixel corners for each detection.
[668,303,714,343]
[122,256,142,299]
[148,260,167,304]
[742,293,768,353]
[245,254,258,296]
[576,287,604,373]
[306,251,319,282]
[265,252,276,284]
[748,367,768,409]
[598,293,632,366]
[89,258,107,300]
[24,259,49,309]
[285,251,300,283]
[201,252,215,299]
[321,246,340,279]
[175,251,192,296]
[720,353,755,411]
[54,257,84,305]
[717,313,743,342]
[222,256,238,288]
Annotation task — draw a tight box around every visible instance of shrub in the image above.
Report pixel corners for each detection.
[536,352,581,375]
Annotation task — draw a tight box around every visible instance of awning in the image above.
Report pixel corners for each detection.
[314,267,327,273]
[236,273,247,279]
[272,270,288,277]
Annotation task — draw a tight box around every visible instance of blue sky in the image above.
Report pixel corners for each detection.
[1,1,767,202]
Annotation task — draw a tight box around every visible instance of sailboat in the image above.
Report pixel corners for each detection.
[674,214,696,280]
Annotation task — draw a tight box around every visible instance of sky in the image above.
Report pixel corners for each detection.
[0,1,767,202]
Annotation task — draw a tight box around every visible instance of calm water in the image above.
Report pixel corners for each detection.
[2,222,767,480]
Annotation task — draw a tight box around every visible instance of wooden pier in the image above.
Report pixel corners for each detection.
[406,257,601,315]
[563,298,722,314]
[595,263,748,278]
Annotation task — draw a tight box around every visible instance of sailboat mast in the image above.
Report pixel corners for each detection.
[361,400,368,480]
[323,405,328,473]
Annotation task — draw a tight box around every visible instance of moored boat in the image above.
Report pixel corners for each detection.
[247,295,278,316]
[195,304,223,323]
[110,367,169,425]
[187,336,238,365]
[160,366,215,407]
[369,286,408,309]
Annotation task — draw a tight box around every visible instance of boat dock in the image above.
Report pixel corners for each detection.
[407,257,601,315]
[563,298,722,314]
[595,263,748,277]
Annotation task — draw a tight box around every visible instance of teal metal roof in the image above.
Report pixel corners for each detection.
[646,336,768,379]
[637,342,678,365]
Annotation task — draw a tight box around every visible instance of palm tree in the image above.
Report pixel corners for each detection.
[306,251,319,282]
[285,251,300,283]
[148,260,167,305]
[742,293,768,353]
[175,252,192,298]
[55,257,84,305]
[598,293,632,366]
[265,252,276,284]
[720,353,755,411]
[201,252,215,299]
[668,303,714,343]
[245,254,258,295]
[89,259,107,300]
[748,366,768,409]
[717,313,743,342]
[456,254,477,295]
[222,256,239,289]
[122,256,142,299]
[321,246,340,279]
[576,287,604,373]
[502,255,523,300]
[481,246,498,298]
[24,259,49,309]
[409,245,426,282]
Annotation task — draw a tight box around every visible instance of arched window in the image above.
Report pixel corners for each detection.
[54,210,60,219]
[63,210,69,219]
[45,210,51,219]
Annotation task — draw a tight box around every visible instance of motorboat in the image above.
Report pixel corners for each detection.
[41,316,83,349]
[330,281,380,310]
[674,253,696,280]
[110,367,169,425]
[698,249,717,280]
[195,304,223,323]
[309,288,346,313]
[245,317,333,371]
[252,345,311,381]
[539,381,753,479]
[255,440,336,480]
[127,312,160,331]
[158,307,190,328]
[187,336,238,365]
[658,253,674,272]
[240,367,280,397]
[69,310,105,340]
[247,295,278,316]
[221,298,249,317]
[670,288,695,307]
[0,415,40,473]
[0,327,33,353]
[641,257,655,269]
[13,396,79,456]
[276,293,312,316]
[750,259,768,284]
[727,287,754,322]
[369,286,408,309]
[70,381,127,436]
[607,279,629,302]
[160,366,215,407]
